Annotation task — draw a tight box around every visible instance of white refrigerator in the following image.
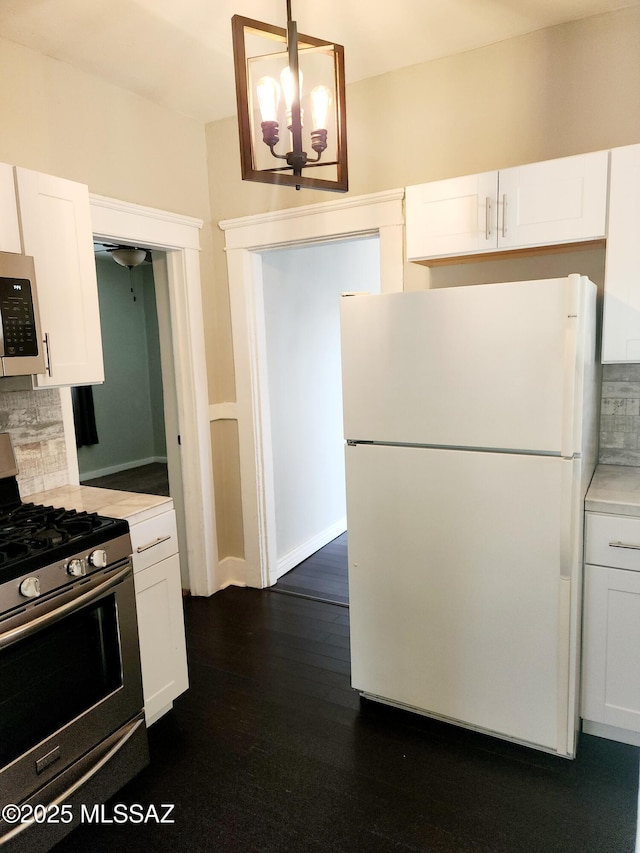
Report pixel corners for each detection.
[340,275,599,758]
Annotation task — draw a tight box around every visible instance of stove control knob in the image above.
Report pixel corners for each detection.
[67,558,86,578]
[19,577,41,598]
[89,549,108,569]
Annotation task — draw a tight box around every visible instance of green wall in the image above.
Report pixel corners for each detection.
[77,257,166,479]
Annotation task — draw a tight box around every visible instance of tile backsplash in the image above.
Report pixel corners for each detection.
[598,364,640,465]
[0,385,69,496]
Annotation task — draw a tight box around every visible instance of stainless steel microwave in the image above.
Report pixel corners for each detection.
[0,250,45,376]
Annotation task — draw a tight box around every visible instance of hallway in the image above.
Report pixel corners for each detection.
[272,533,348,606]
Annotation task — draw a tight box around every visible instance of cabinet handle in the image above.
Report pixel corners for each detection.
[609,540,640,551]
[136,534,172,553]
[485,197,491,240]
[501,194,508,238]
[44,332,53,377]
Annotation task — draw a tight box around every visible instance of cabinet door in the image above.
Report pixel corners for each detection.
[498,150,608,250]
[134,553,189,725]
[582,563,640,731]
[602,144,640,363]
[0,163,21,253]
[405,171,497,260]
[15,167,104,386]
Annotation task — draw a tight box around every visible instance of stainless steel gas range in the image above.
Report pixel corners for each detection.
[0,434,148,852]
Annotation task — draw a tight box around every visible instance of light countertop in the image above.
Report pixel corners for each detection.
[23,484,173,525]
[586,464,640,517]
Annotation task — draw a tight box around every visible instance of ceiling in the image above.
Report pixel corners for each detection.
[0,0,638,124]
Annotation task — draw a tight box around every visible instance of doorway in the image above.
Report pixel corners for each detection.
[221,188,404,589]
[77,251,169,497]
[261,237,381,604]
[80,194,217,596]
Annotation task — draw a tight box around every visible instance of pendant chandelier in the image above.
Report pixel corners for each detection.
[231,2,348,192]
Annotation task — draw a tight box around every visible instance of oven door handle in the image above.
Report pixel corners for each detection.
[0,565,131,650]
[0,715,145,845]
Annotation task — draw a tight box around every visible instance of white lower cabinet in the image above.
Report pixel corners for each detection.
[130,509,189,725]
[581,512,640,743]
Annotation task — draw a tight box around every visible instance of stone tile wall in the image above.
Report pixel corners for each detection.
[598,364,640,465]
[0,386,69,496]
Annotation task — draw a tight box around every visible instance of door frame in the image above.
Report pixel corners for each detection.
[220,189,405,588]
[77,193,217,596]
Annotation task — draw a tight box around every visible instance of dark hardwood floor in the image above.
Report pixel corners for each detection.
[273,532,349,606]
[82,462,170,496]
[53,586,638,853]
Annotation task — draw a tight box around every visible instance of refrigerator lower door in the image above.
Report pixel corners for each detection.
[346,443,580,756]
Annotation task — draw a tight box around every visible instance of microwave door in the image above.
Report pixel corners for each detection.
[0,252,46,377]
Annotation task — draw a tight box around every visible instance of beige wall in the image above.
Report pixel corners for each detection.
[206,6,640,559]
[0,36,210,218]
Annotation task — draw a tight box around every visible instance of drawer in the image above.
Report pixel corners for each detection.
[130,510,178,573]
[585,512,640,571]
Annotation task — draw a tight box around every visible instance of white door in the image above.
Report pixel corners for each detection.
[498,150,608,249]
[582,563,640,732]
[340,276,590,453]
[16,167,104,387]
[601,143,640,363]
[346,443,577,755]
[405,171,497,261]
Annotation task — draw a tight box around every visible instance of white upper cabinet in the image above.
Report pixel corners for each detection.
[406,150,609,262]
[405,172,497,258]
[601,144,640,363]
[15,167,104,386]
[0,162,22,253]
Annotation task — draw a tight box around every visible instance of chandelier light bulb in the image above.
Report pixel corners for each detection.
[310,85,331,130]
[280,65,303,112]
[256,76,280,122]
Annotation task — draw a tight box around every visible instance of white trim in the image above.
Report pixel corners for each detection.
[220,189,404,251]
[79,456,168,481]
[89,194,217,597]
[217,556,247,589]
[209,402,238,421]
[220,188,404,233]
[223,190,405,588]
[59,387,80,485]
[91,194,202,248]
[272,519,347,583]
[582,719,640,747]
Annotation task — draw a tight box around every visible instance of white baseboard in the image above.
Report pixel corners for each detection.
[582,719,640,747]
[208,521,347,593]
[271,518,347,584]
[216,556,247,591]
[80,456,168,481]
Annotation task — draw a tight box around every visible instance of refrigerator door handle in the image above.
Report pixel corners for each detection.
[560,275,582,458]
[609,540,640,551]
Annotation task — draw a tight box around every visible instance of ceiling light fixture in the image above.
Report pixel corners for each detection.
[231,1,348,192]
[109,247,147,269]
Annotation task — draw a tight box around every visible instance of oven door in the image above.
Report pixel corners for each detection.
[0,560,145,808]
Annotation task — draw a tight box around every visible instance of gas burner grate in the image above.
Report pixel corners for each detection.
[0,502,130,584]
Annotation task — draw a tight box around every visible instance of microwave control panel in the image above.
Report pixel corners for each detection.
[0,277,39,357]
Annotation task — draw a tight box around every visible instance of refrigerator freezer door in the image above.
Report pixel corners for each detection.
[346,443,579,755]
[340,276,594,455]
